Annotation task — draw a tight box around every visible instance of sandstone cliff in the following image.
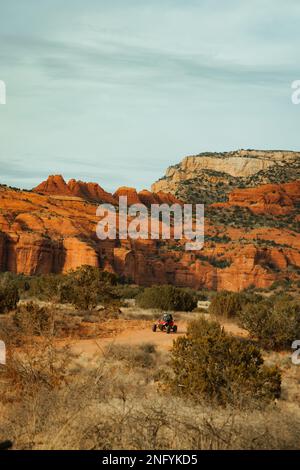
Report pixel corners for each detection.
[212,181,300,216]
[152,149,300,204]
[0,175,299,291]
[67,179,116,205]
[33,176,181,207]
[34,175,73,196]
[34,175,117,204]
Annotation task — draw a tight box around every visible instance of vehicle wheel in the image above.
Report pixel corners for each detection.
[166,325,171,334]
[152,324,157,332]
[158,324,163,331]
[173,325,177,333]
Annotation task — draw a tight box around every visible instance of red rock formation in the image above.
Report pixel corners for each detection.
[67,179,116,204]
[113,247,136,280]
[212,180,300,215]
[138,189,182,206]
[34,176,181,208]
[211,245,275,291]
[138,190,160,206]
[155,191,182,205]
[5,232,60,275]
[34,175,73,196]
[0,232,7,271]
[0,179,299,291]
[33,175,116,204]
[62,237,99,272]
[113,187,141,205]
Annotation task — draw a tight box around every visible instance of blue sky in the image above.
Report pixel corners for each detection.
[0,0,299,191]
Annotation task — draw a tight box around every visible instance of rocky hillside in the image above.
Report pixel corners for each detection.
[33,175,180,206]
[152,149,300,204]
[0,175,299,291]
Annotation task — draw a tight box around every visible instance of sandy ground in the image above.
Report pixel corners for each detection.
[64,313,248,361]
[68,320,186,357]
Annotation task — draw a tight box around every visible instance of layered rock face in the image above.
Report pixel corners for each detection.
[152,149,300,204]
[67,179,116,205]
[34,175,73,196]
[0,171,299,291]
[34,176,181,207]
[34,175,116,204]
[173,150,297,179]
[212,181,300,216]
[113,187,141,205]
[113,187,181,206]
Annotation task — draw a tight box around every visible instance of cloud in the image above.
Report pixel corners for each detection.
[0,0,299,191]
[1,23,298,93]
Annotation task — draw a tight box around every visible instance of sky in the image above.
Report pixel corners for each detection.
[0,0,299,192]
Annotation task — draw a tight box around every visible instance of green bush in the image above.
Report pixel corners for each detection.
[209,291,262,319]
[238,298,300,350]
[13,302,54,336]
[169,317,281,406]
[0,268,120,310]
[181,288,208,301]
[26,274,62,301]
[0,279,19,314]
[112,284,144,300]
[59,266,118,310]
[136,285,197,311]
[209,291,242,318]
[106,343,157,368]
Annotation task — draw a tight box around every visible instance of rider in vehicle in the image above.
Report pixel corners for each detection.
[162,313,173,323]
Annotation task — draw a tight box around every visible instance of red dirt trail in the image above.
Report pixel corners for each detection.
[66,317,247,359]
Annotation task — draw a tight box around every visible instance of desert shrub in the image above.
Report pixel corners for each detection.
[181,288,208,301]
[26,274,62,301]
[238,298,300,350]
[209,291,262,319]
[0,272,29,294]
[2,332,300,450]
[169,317,281,406]
[136,285,197,311]
[196,254,231,269]
[112,284,144,300]
[105,343,157,368]
[0,279,19,314]
[2,268,121,308]
[59,266,119,310]
[209,291,242,318]
[13,302,54,336]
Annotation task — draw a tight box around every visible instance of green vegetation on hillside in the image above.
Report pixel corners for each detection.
[0,267,119,311]
[0,275,19,314]
[169,317,281,406]
[136,285,197,311]
[238,296,300,350]
[209,290,300,351]
[173,157,300,205]
[206,206,299,232]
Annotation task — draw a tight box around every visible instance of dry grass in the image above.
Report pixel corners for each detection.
[1,303,300,450]
[120,306,161,321]
[1,334,300,450]
[120,306,197,323]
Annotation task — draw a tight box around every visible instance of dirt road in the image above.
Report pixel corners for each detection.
[69,320,188,358]
[66,315,248,361]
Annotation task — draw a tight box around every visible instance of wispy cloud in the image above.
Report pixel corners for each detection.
[0,0,299,191]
